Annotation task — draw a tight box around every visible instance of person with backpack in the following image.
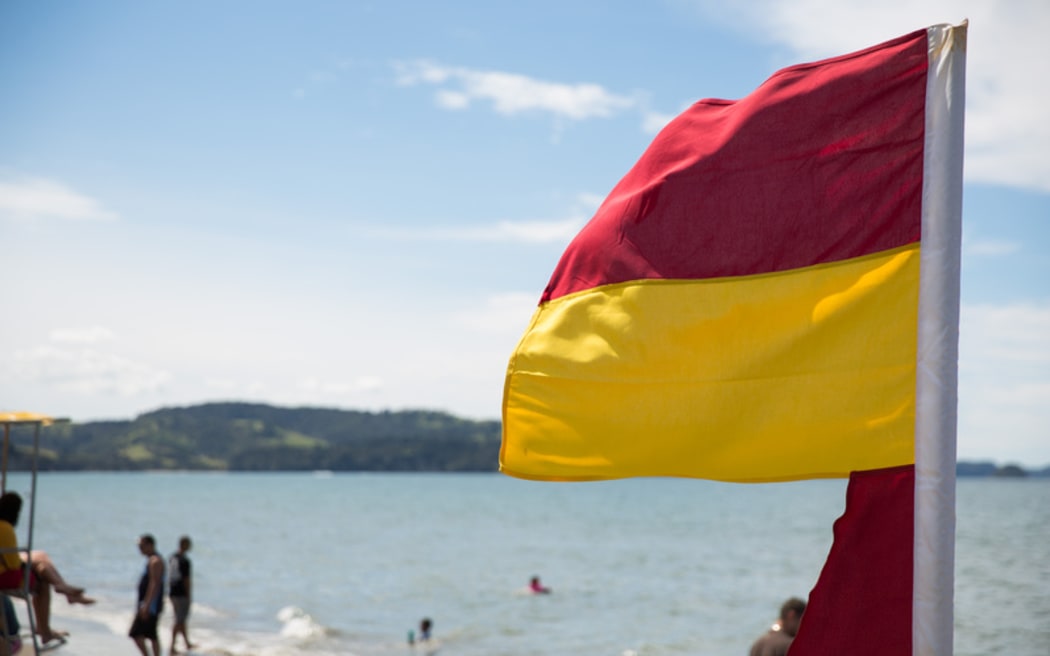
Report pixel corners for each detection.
[168,536,197,655]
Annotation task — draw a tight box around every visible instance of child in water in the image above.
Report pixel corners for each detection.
[408,617,432,645]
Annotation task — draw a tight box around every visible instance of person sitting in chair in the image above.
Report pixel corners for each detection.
[0,491,95,648]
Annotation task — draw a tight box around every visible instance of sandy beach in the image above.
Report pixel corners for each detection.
[9,608,129,656]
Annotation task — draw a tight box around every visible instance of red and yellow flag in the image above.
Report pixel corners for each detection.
[501,23,966,656]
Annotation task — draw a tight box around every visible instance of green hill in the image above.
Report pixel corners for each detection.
[4,402,501,472]
[6,404,1046,476]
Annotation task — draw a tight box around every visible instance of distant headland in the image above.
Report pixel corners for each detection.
[956,461,1049,478]
[3,402,1047,476]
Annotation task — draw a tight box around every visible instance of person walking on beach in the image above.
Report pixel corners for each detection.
[168,535,197,655]
[130,534,166,656]
[749,597,806,656]
[0,491,95,649]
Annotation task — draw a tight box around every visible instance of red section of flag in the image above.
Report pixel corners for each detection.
[543,30,928,303]
[790,465,914,655]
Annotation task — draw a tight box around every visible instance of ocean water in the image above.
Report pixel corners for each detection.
[5,472,1047,655]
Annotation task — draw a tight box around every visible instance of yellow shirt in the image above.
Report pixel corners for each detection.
[0,521,20,572]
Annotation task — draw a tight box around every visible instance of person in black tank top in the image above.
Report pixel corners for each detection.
[129,533,165,656]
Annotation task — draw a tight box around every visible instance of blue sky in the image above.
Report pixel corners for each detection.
[2,1,1048,466]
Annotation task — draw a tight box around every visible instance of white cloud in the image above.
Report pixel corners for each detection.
[368,216,587,244]
[204,378,239,392]
[460,217,587,243]
[964,238,1021,257]
[361,192,602,245]
[453,292,538,336]
[641,110,678,135]
[393,60,637,120]
[958,301,1050,464]
[354,376,384,392]
[297,377,384,395]
[0,176,118,221]
[448,193,600,242]
[10,346,170,396]
[961,302,1050,366]
[575,192,605,213]
[435,90,471,110]
[49,326,116,345]
[394,59,451,85]
[692,0,1050,193]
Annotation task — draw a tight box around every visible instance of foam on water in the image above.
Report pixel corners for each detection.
[276,606,328,639]
[44,596,351,656]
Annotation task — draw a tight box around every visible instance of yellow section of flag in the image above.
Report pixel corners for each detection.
[501,245,920,482]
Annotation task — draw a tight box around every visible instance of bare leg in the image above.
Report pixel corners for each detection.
[174,622,196,652]
[31,578,67,642]
[31,578,49,637]
[150,636,161,656]
[22,551,95,604]
[133,636,150,656]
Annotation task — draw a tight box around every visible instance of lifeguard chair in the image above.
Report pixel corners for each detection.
[0,412,67,655]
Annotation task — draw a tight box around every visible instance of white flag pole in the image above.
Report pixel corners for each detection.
[915,20,967,656]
